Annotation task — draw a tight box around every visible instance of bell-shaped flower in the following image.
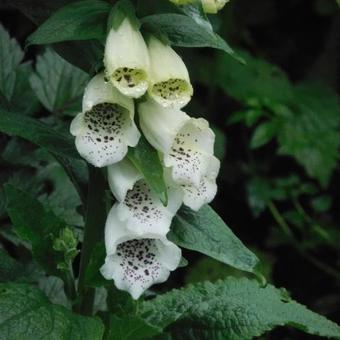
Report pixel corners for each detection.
[107,158,183,236]
[147,36,193,108]
[70,73,140,167]
[100,204,181,299]
[179,156,219,211]
[202,0,229,14]
[139,99,219,182]
[104,18,149,98]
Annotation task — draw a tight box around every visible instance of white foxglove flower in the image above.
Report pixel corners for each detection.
[202,0,229,14]
[104,18,149,98]
[139,99,219,186]
[107,158,183,236]
[70,73,140,167]
[147,36,193,108]
[180,156,220,211]
[100,204,181,299]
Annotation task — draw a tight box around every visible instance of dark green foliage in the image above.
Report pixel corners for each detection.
[0,283,104,339]
[141,278,340,339]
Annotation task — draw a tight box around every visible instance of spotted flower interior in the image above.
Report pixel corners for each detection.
[72,102,133,167]
[112,67,148,94]
[151,78,193,108]
[101,238,181,299]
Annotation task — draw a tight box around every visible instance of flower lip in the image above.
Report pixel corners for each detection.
[150,78,193,109]
[102,204,181,299]
[101,236,181,300]
[110,67,148,98]
[70,73,140,167]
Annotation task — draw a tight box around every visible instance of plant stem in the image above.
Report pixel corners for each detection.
[267,200,340,281]
[75,166,107,315]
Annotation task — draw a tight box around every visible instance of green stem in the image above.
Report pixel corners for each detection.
[267,201,340,281]
[64,269,77,302]
[75,166,107,315]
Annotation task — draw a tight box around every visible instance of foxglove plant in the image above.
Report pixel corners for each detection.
[104,17,150,98]
[70,73,140,167]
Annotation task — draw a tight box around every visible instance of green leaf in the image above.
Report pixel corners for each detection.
[5,185,66,277]
[0,249,25,282]
[250,121,278,148]
[168,205,259,273]
[27,0,110,45]
[108,0,140,31]
[0,24,24,101]
[127,136,168,205]
[0,108,79,160]
[104,315,161,340]
[141,277,340,339]
[216,50,293,104]
[141,14,241,61]
[30,49,89,115]
[84,242,108,288]
[277,84,340,186]
[0,283,104,339]
[11,62,39,115]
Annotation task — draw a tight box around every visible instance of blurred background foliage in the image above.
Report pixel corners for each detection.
[0,0,339,338]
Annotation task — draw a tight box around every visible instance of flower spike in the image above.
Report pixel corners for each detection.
[70,73,140,167]
[101,204,181,299]
[104,18,150,98]
[147,36,193,108]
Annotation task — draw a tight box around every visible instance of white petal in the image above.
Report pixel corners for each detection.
[104,18,149,98]
[74,103,134,167]
[163,118,216,186]
[107,158,142,202]
[138,98,190,154]
[70,112,85,136]
[101,237,181,299]
[82,73,134,116]
[71,74,140,167]
[147,36,193,108]
[116,179,182,236]
[182,176,217,211]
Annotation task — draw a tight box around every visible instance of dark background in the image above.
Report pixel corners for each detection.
[0,0,339,339]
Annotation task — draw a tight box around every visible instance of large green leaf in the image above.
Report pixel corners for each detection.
[141,14,240,61]
[216,50,293,104]
[30,49,89,115]
[168,205,259,273]
[141,277,340,339]
[0,283,104,339]
[277,84,340,187]
[5,185,66,277]
[0,249,25,282]
[127,136,168,205]
[0,109,79,160]
[0,24,24,101]
[27,0,110,45]
[104,315,161,340]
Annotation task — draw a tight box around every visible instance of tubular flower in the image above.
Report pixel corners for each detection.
[147,36,193,108]
[70,73,140,167]
[201,0,230,14]
[139,99,220,210]
[100,204,181,299]
[104,18,150,98]
[139,99,219,181]
[107,158,183,236]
